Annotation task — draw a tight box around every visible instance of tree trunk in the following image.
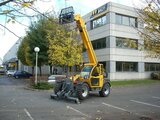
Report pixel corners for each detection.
[39,66,42,76]
[32,66,34,75]
[66,66,69,78]
[49,65,52,75]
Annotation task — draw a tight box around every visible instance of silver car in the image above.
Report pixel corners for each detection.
[6,70,16,77]
[48,75,66,84]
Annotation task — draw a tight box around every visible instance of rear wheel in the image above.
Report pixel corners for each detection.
[77,83,89,100]
[99,82,110,97]
[54,81,63,94]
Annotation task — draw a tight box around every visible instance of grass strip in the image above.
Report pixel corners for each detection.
[110,79,160,86]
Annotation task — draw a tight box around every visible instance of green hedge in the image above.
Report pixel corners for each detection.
[33,82,53,90]
[111,79,160,86]
[151,72,160,80]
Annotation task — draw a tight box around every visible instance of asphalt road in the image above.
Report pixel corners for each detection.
[0,75,160,120]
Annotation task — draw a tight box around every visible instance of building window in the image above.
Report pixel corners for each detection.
[145,63,160,71]
[91,37,107,50]
[116,14,137,27]
[130,17,136,27]
[91,15,107,29]
[116,62,138,72]
[122,16,129,26]
[116,37,138,49]
[116,14,122,24]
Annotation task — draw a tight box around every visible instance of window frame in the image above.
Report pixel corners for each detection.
[116,37,138,50]
[116,62,138,72]
[91,37,107,50]
[145,63,160,71]
[115,14,137,27]
[91,15,107,29]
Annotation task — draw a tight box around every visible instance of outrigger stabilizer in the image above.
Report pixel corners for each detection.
[50,78,80,104]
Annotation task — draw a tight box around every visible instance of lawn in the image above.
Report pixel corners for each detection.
[110,79,160,86]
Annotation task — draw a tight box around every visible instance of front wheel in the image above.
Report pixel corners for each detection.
[76,83,89,100]
[99,82,110,97]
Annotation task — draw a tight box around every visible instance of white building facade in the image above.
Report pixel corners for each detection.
[82,2,160,80]
[3,39,54,75]
[3,39,22,71]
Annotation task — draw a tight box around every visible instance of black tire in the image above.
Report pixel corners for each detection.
[54,81,63,94]
[15,76,19,79]
[77,83,89,100]
[99,82,110,97]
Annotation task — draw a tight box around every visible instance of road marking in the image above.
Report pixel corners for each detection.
[66,106,91,118]
[24,108,34,120]
[130,100,160,108]
[102,102,151,118]
[152,96,160,100]
[102,102,129,112]
[0,109,17,112]
[11,98,16,104]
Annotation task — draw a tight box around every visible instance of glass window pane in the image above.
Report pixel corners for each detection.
[145,63,160,71]
[116,14,122,24]
[91,37,106,50]
[92,15,107,29]
[116,62,122,71]
[156,64,160,71]
[102,16,107,24]
[122,16,129,25]
[130,17,136,27]
[102,39,106,48]
[116,14,137,27]
[145,63,150,71]
[123,63,129,71]
[97,41,101,49]
[116,37,138,49]
[150,64,156,71]
[116,38,123,47]
[116,62,137,72]
[106,13,109,24]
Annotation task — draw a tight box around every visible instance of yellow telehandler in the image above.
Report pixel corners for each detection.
[50,6,111,103]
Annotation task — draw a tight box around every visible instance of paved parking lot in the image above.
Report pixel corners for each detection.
[0,75,160,120]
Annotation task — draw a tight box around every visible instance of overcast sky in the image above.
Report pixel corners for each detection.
[0,0,144,60]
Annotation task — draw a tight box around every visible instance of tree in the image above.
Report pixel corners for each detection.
[138,0,160,58]
[48,25,82,76]
[0,0,53,38]
[26,16,52,76]
[17,36,33,66]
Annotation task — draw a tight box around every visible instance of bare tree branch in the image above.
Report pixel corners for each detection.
[0,24,21,38]
[0,0,14,7]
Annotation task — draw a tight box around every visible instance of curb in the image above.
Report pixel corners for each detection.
[23,86,53,92]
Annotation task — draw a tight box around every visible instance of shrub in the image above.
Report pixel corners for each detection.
[151,72,160,80]
[33,82,53,90]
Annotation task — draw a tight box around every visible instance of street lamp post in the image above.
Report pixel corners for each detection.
[34,47,40,85]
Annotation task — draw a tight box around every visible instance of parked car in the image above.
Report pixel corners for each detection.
[13,71,32,79]
[48,75,57,84]
[6,70,16,76]
[0,68,5,75]
[48,75,66,84]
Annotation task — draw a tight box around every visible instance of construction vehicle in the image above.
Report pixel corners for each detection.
[50,6,111,103]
